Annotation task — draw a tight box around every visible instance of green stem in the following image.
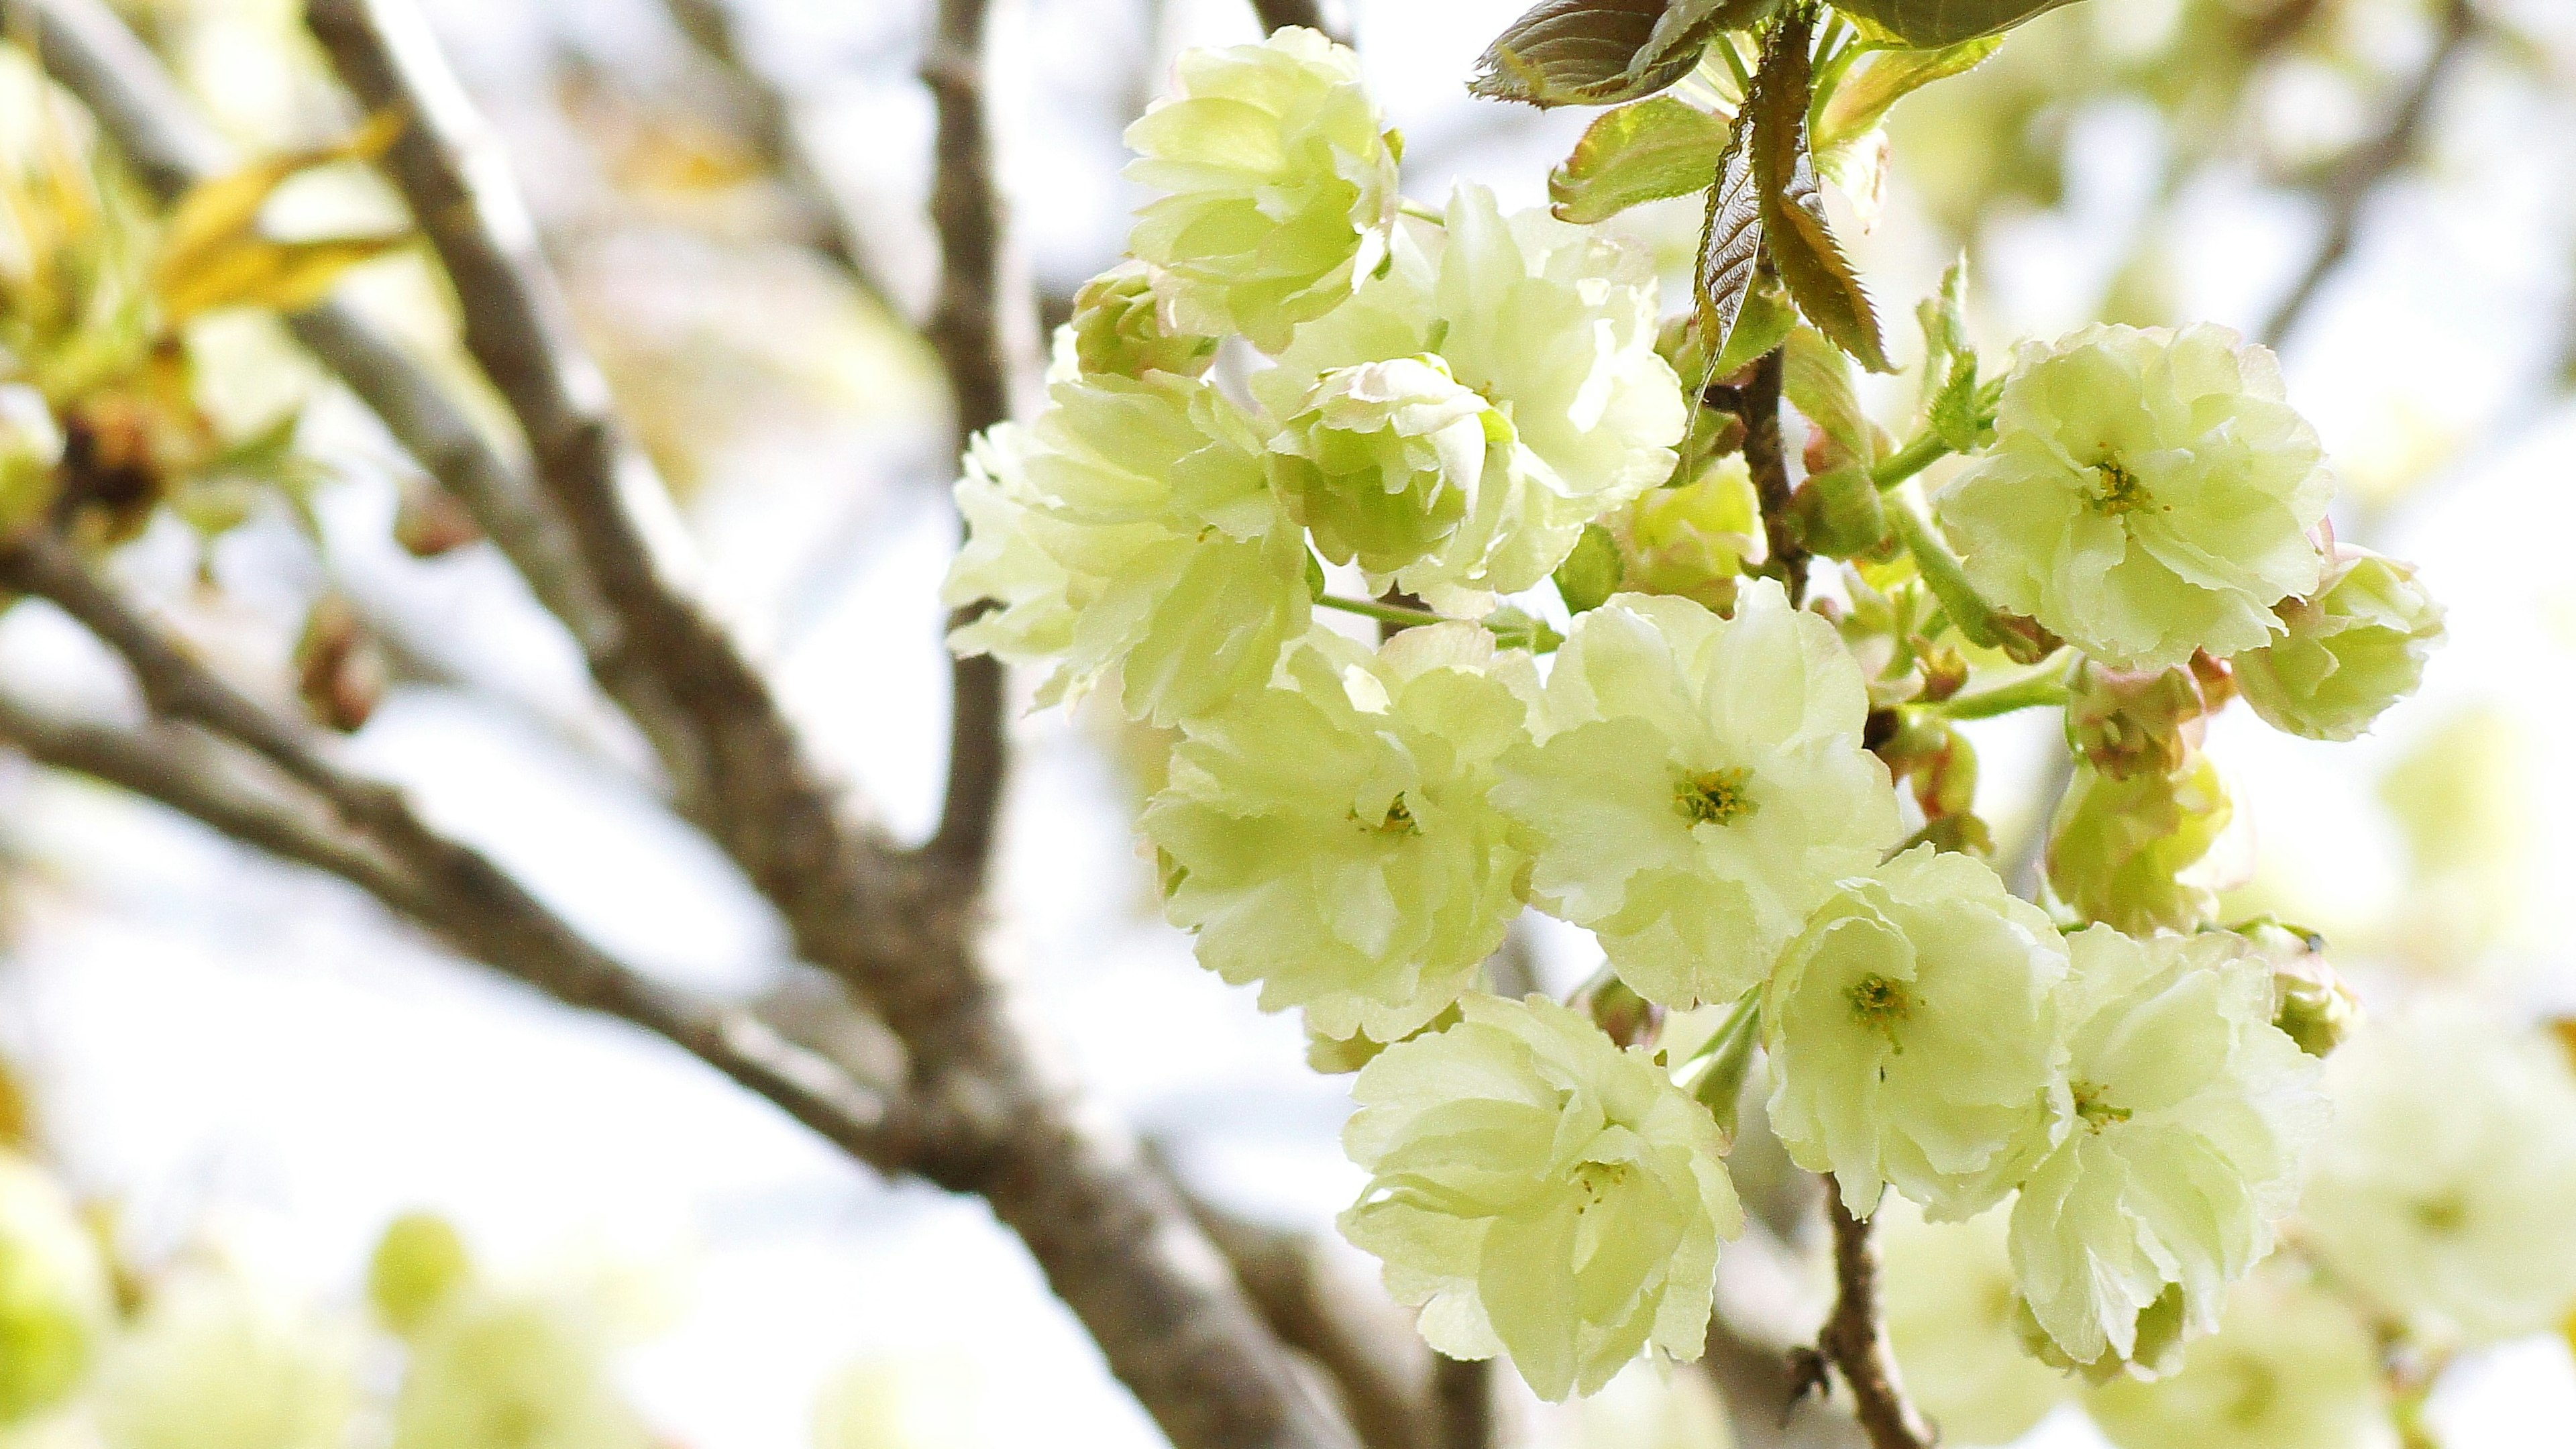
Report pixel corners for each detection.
[1316,594,1449,629]
[1888,502,2004,651]
[1870,431,1953,491]
[1937,655,2074,720]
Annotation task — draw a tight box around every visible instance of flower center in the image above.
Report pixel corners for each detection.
[2072,1080,2131,1130]
[1572,1160,1633,1210]
[2088,458,2151,515]
[1847,974,1915,1046]
[1676,767,1758,828]
[1356,793,1418,837]
[2412,1194,2468,1234]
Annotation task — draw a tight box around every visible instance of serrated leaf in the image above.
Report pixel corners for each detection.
[1830,0,2085,48]
[1554,523,1625,612]
[1693,113,1762,360]
[1550,96,1734,223]
[1470,0,1776,109]
[1783,324,1878,466]
[1749,11,1892,372]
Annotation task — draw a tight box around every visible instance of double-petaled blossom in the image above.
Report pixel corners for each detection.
[1340,995,1741,1401]
[1495,585,1901,1008]
[2235,546,2445,742]
[1937,324,2330,671]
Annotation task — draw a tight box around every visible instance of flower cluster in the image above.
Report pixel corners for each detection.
[941,27,2434,1405]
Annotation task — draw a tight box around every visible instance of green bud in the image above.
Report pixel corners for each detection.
[2236,920,2360,1058]
[1270,355,1496,578]
[2064,662,2210,781]
[2046,753,2241,934]
[369,1212,474,1338]
[1552,523,1624,615]
[1788,463,1889,559]
[1605,453,1760,612]
[1067,262,1218,380]
[2236,547,2444,743]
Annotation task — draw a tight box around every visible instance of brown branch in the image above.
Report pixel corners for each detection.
[656,0,904,320]
[918,0,1015,877]
[1428,1358,1493,1449]
[2259,0,2477,349]
[0,628,928,1184]
[1814,1186,1935,1449]
[1249,0,1352,46]
[1709,345,1805,604]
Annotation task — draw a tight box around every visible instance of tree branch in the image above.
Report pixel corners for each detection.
[2259,0,2477,350]
[1708,344,1805,605]
[1812,1187,1935,1449]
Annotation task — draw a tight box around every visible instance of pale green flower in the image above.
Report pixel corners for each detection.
[1259,185,1688,609]
[2010,928,2326,1372]
[1765,846,2070,1220]
[2300,1008,2576,1346]
[2086,1264,2392,1449]
[1340,994,1741,1401]
[1124,28,1397,352]
[1268,354,1512,604]
[2047,753,2243,935]
[941,371,1310,724]
[1608,453,1762,613]
[95,1267,358,1449]
[1064,261,1217,381]
[369,1212,474,1338]
[0,1153,109,1427]
[1937,324,2330,671]
[1144,626,1536,1041]
[392,1287,650,1449]
[1880,1199,2069,1447]
[1495,585,1901,1008]
[2235,547,2443,742]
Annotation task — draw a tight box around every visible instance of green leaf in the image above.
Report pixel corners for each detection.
[1483,606,1565,653]
[1749,12,1892,372]
[1470,0,1778,109]
[1814,36,2003,153]
[1709,271,1795,377]
[1693,111,1763,360]
[1783,324,1878,466]
[1683,990,1762,1149]
[1550,96,1733,223]
[1554,523,1626,612]
[1829,0,2086,48]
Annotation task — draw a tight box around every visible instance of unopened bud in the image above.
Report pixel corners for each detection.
[2237,920,2360,1057]
[369,1212,474,1337]
[1788,464,1889,559]
[1067,262,1218,380]
[294,594,386,734]
[2065,663,2208,780]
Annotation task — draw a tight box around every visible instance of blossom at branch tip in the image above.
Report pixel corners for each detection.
[1340,994,1741,1402]
[1123,27,1398,353]
[1765,845,2070,1221]
[1258,184,1687,612]
[941,370,1309,725]
[2235,545,2445,742]
[1937,324,2331,672]
[2009,928,2326,1374]
[1143,625,1536,1042]
[1494,584,1901,1008]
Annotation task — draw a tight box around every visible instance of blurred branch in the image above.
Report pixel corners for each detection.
[1428,1358,1493,1449]
[1250,0,1351,46]
[0,0,696,785]
[1804,1187,1935,1449]
[0,547,929,1183]
[656,0,904,320]
[2259,0,2479,350]
[919,0,1018,877]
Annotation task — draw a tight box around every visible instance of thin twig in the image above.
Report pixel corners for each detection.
[1814,1185,1936,1449]
[656,0,904,319]
[1248,0,1352,46]
[1428,1357,1493,1449]
[2259,0,2478,350]
[1709,345,1805,604]
[918,0,1016,878]
[0,617,926,1182]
